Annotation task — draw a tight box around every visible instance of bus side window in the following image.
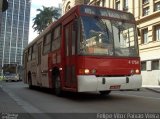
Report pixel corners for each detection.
[32,44,37,60]
[52,26,61,51]
[72,22,77,55]
[43,32,51,54]
[28,48,32,61]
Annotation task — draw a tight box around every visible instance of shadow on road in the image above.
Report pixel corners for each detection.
[25,86,136,102]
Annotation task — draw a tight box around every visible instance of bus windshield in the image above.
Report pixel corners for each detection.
[79,16,138,57]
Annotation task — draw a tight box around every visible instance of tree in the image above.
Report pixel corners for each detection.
[32,6,61,34]
[2,0,8,12]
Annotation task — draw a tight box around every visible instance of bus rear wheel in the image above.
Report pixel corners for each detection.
[99,90,111,96]
[54,76,62,96]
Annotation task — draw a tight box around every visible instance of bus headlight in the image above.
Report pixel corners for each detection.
[79,69,90,74]
[135,69,140,74]
[130,69,140,75]
[84,69,90,74]
[79,69,96,75]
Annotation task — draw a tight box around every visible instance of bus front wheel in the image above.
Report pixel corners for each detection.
[54,76,62,96]
[99,90,111,96]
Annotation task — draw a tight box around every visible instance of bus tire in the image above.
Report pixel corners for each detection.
[99,90,111,96]
[54,76,62,96]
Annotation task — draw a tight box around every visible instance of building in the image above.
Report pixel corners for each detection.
[0,0,31,70]
[0,0,8,35]
[62,0,160,86]
[62,0,89,14]
[0,0,8,73]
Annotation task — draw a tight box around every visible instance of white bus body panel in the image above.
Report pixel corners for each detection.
[77,75,142,92]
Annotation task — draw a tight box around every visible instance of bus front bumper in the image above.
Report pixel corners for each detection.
[77,75,142,92]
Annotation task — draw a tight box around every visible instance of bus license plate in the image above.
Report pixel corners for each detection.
[110,85,121,89]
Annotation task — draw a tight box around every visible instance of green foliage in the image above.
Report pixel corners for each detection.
[32,6,61,34]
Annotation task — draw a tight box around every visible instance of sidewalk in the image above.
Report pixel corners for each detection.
[142,85,160,93]
[0,81,32,119]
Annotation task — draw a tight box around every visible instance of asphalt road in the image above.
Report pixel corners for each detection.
[1,81,160,118]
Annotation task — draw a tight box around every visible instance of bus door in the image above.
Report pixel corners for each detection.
[64,21,77,88]
[37,42,42,86]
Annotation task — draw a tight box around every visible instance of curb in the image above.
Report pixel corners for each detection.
[145,88,160,93]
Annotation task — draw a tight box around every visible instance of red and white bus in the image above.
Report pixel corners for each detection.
[23,5,142,96]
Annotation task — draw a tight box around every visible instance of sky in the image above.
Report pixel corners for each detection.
[29,0,62,43]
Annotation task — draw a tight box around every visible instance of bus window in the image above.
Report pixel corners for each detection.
[79,16,114,55]
[112,21,138,57]
[28,48,32,61]
[32,44,37,60]
[52,26,61,51]
[72,23,76,55]
[37,43,42,65]
[43,33,51,54]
